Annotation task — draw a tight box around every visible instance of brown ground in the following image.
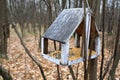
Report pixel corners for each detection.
[1,30,120,80]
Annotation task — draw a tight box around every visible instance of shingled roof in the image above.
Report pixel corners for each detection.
[43,8,86,43]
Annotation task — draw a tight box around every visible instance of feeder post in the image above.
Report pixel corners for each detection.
[86,10,91,53]
[95,37,101,55]
[41,37,48,54]
[74,33,80,48]
[61,41,69,65]
[41,37,44,54]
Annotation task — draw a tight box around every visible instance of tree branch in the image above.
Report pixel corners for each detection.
[42,0,50,7]
[102,53,114,79]
[11,23,46,80]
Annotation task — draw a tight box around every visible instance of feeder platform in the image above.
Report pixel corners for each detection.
[48,48,96,61]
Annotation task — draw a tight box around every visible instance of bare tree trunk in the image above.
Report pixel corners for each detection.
[0,66,13,80]
[68,0,71,8]
[107,0,115,34]
[108,12,120,80]
[0,0,9,58]
[19,22,24,38]
[75,0,78,7]
[83,0,88,80]
[87,37,97,80]
[47,0,53,26]
[89,58,97,80]
[95,0,101,30]
[108,46,120,80]
[87,1,98,80]
[62,0,66,9]
[99,0,106,80]
[78,0,82,8]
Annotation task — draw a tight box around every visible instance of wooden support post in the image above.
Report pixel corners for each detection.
[95,37,101,55]
[54,40,56,50]
[44,38,48,54]
[41,37,44,54]
[86,11,91,53]
[59,42,61,50]
[74,33,80,48]
[61,41,69,65]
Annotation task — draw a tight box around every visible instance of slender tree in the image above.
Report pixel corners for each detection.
[0,0,12,79]
[108,11,120,80]
[100,0,106,80]
[0,0,9,58]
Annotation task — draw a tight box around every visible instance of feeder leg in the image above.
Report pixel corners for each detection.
[44,38,48,54]
[61,41,69,65]
[74,33,80,48]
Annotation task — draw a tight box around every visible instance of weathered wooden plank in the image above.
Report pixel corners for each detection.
[95,37,101,55]
[68,58,84,65]
[74,33,80,48]
[44,38,48,54]
[61,41,69,65]
[43,8,84,43]
[86,11,92,57]
[42,53,60,65]
[41,37,44,54]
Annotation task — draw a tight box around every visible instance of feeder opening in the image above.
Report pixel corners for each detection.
[43,36,97,61]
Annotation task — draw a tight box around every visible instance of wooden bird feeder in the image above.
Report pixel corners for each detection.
[41,8,100,66]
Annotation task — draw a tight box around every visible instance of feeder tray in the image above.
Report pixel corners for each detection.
[48,48,96,60]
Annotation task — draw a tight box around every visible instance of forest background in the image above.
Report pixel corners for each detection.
[0,0,120,80]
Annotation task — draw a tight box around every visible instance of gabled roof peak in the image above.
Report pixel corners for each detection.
[43,8,94,43]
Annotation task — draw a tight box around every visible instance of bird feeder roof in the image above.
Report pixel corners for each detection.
[43,8,99,43]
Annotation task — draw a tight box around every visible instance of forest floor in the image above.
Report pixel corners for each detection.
[1,29,120,80]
